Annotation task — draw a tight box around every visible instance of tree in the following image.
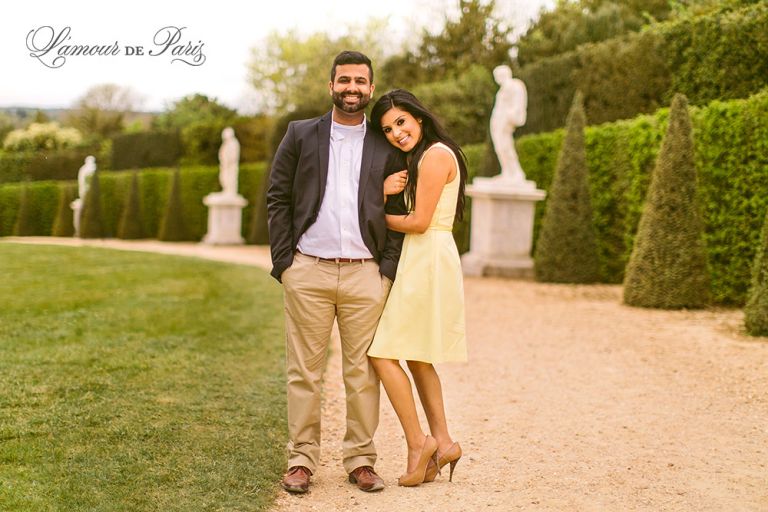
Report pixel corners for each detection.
[534,91,600,283]
[118,171,144,239]
[516,0,673,65]
[411,65,496,145]
[623,94,710,308]
[80,171,105,238]
[158,168,186,241]
[67,84,143,140]
[247,23,386,114]
[418,0,512,81]
[13,186,35,236]
[153,94,237,130]
[744,209,768,336]
[2,122,82,151]
[52,183,76,237]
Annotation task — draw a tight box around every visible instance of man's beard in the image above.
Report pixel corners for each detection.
[332,91,370,113]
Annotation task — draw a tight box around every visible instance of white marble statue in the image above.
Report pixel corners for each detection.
[71,155,96,237]
[218,127,240,196]
[77,155,97,200]
[490,65,528,184]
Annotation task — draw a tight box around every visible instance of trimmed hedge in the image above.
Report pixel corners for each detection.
[0,146,105,184]
[515,88,768,305]
[623,94,710,308]
[111,131,181,170]
[158,169,186,241]
[0,163,269,242]
[534,92,600,283]
[0,182,59,236]
[517,2,768,135]
[745,210,768,336]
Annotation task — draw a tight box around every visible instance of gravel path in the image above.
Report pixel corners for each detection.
[6,238,768,511]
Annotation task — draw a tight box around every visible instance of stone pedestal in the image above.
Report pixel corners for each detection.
[202,192,248,245]
[461,176,546,278]
[70,198,83,237]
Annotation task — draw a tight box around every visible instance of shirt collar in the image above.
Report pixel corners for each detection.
[331,115,367,141]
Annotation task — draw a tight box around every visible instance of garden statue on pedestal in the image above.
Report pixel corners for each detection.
[202,127,247,245]
[460,66,546,277]
[70,155,96,237]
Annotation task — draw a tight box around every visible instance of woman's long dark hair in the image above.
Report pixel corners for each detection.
[370,89,468,222]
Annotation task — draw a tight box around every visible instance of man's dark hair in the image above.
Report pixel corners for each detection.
[330,51,373,83]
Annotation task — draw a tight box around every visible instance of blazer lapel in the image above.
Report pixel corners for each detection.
[317,112,332,200]
[358,124,376,210]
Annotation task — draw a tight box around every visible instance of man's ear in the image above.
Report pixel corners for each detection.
[370,83,375,96]
[328,81,334,96]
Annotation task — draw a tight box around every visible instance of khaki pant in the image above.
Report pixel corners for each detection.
[281,252,392,473]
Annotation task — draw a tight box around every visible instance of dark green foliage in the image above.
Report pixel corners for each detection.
[157,168,186,241]
[117,172,143,239]
[417,0,512,82]
[517,2,768,135]
[0,147,103,183]
[534,92,600,283]
[247,170,269,245]
[412,65,496,145]
[232,115,273,163]
[516,0,673,65]
[3,181,59,236]
[12,186,34,236]
[80,171,104,238]
[516,89,768,304]
[111,131,181,170]
[51,183,76,237]
[623,94,710,308]
[745,210,768,336]
[478,134,501,178]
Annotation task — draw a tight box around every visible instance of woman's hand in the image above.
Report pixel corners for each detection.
[384,170,408,196]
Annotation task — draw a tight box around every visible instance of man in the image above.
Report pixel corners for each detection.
[267,50,404,494]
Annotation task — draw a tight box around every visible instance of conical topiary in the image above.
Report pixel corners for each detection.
[13,185,36,236]
[158,168,186,241]
[745,209,768,336]
[246,171,269,244]
[51,183,76,237]
[534,91,600,283]
[80,170,104,238]
[623,94,710,308]
[118,171,144,239]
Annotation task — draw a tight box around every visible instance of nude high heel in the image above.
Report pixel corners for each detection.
[423,442,462,483]
[397,435,439,487]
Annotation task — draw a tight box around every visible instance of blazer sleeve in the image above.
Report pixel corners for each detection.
[379,166,408,281]
[267,122,298,282]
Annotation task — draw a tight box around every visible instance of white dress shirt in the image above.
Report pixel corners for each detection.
[297,117,373,259]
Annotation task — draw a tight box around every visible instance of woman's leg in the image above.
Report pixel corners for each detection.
[406,361,455,453]
[369,357,428,472]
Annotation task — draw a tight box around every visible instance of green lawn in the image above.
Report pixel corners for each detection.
[0,243,287,511]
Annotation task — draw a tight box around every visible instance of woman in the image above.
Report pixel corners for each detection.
[367,89,468,487]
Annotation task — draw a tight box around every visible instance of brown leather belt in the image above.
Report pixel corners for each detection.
[297,249,373,264]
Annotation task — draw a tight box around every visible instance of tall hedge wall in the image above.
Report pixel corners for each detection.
[517,2,768,135]
[515,89,768,305]
[0,162,268,241]
[0,146,105,184]
[111,131,182,170]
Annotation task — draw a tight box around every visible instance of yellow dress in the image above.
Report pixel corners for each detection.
[368,142,467,363]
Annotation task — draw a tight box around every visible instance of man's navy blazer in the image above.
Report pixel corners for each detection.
[267,111,406,282]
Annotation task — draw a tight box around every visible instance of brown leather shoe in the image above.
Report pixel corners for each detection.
[348,465,385,492]
[281,466,311,493]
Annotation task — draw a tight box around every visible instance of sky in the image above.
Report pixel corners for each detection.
[1,0,554,114]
